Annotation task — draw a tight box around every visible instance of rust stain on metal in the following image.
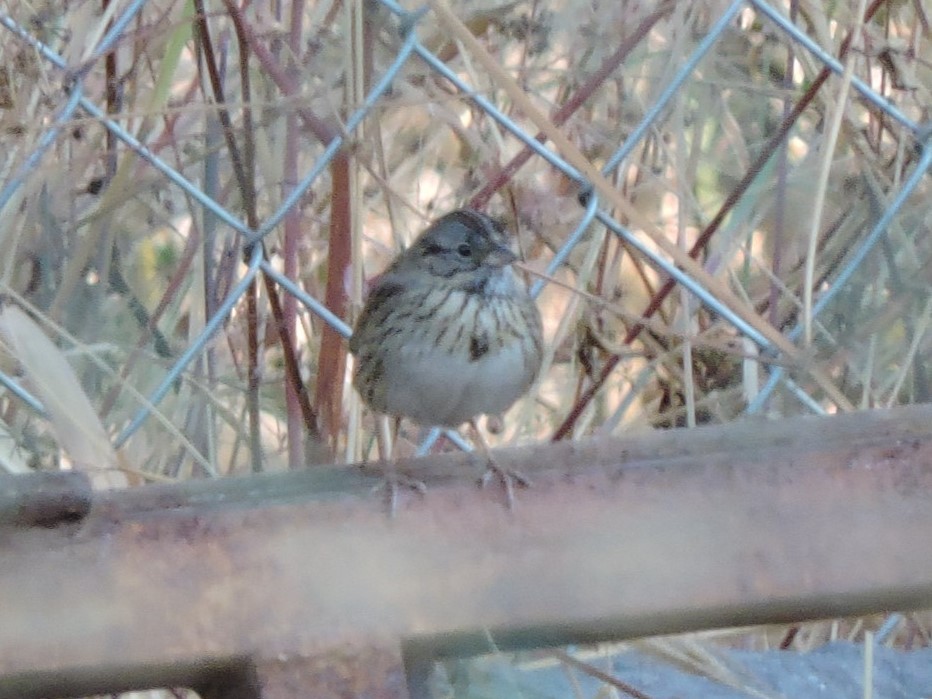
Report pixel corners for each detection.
[0,471,92,528]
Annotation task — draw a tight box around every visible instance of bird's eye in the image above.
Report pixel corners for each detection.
[457,243,472,257]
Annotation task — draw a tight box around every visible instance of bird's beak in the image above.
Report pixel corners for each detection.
[486,242,518,267]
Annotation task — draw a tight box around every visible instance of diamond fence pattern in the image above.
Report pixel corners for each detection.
[0,0,929,474]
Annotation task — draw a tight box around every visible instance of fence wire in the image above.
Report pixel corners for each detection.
[0,0,929,472]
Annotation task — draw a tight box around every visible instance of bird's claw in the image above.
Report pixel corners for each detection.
[478,458,531,509]
[371,470,427,517]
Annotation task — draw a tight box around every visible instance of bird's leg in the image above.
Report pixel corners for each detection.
[370,414,426,516]
[470,419,531,508]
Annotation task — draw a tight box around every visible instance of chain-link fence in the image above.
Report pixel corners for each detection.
[0,0,929,476]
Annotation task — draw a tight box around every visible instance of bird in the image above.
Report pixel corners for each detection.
[350,208,543,507]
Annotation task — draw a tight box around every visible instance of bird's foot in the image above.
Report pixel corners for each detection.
[371,468,427,517]
[478,456,531,509]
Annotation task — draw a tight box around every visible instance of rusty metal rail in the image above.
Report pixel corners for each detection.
[3,405,932,698]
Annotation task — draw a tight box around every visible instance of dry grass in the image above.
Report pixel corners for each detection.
[0,0,930,695]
